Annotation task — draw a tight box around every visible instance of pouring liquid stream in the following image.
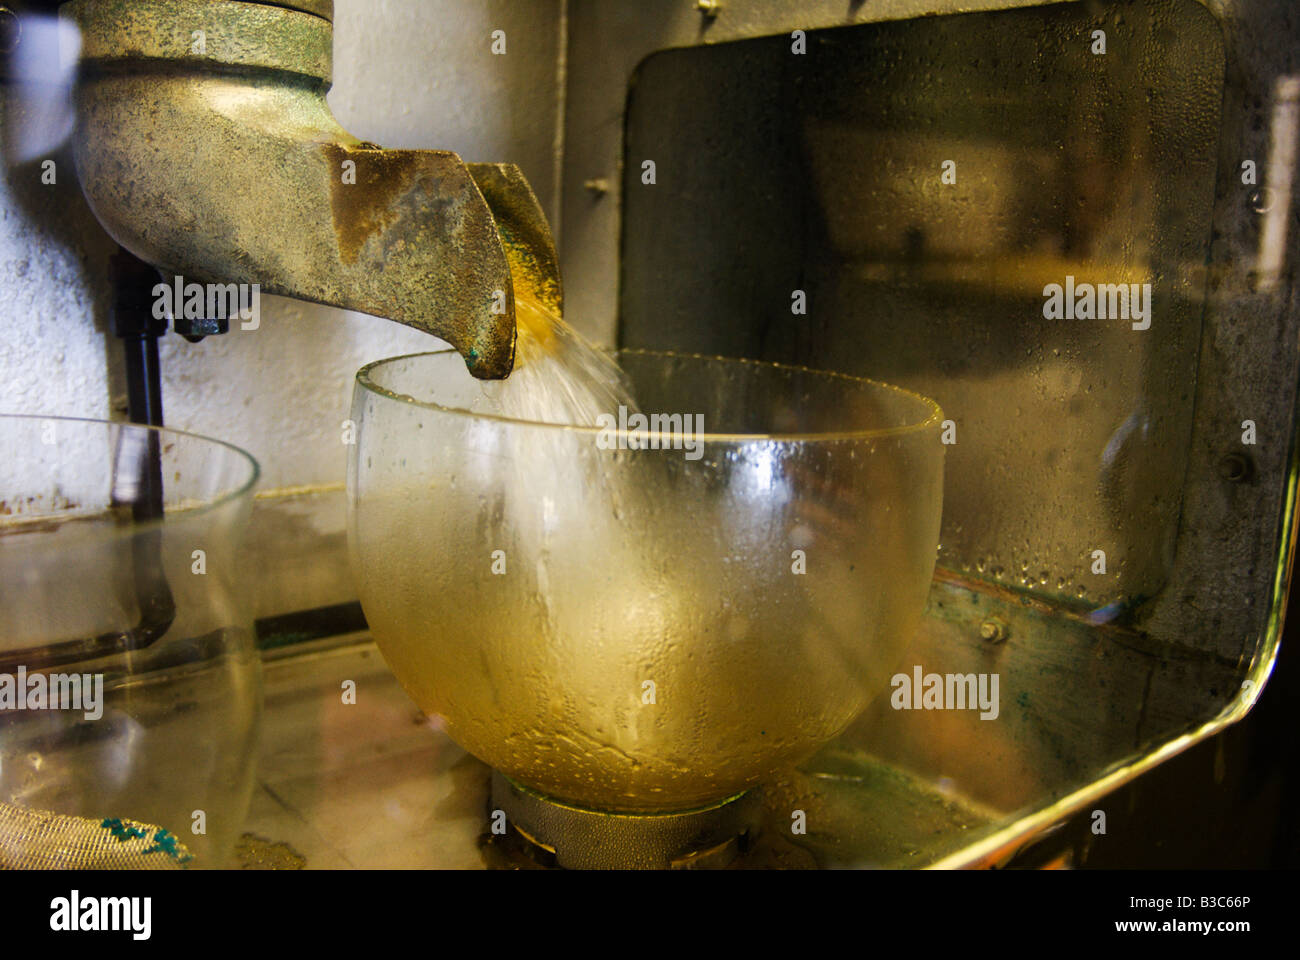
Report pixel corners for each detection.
[474,295,640,428]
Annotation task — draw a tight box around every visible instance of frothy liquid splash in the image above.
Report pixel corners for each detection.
[469,297,638,427]
[461,296,643,570]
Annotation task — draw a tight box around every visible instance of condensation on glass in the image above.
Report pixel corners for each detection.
[620,0,1225,616]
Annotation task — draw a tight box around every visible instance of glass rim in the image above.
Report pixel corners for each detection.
[0,413,261,532]
[354,348,945,442]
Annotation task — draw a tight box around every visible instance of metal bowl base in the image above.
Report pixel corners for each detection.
[488,770,762,869]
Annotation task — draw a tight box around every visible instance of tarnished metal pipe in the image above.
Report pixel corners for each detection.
[61,0,561,379]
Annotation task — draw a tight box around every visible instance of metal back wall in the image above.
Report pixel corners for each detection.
[562,0,1300,675]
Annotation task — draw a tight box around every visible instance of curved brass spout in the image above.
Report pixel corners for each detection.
[61,0,560,379]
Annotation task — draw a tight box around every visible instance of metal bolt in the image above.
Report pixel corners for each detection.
[583,177,610,196]
[1248,187,1273,214]
[696,0,721,19]
[979,616,1008,644]
[1218,452,1254,483]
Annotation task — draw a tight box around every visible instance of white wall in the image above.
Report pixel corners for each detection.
[0,0,564,492]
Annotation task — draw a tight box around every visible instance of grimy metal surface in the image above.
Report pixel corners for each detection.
[560,0,1300,865]
[247,0,333,20]
[62,0,559,379]
[468,162,564,318]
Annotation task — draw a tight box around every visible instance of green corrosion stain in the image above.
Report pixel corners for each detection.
[144,828,193,863]
[101,818,147,842]
[100,819,193,864]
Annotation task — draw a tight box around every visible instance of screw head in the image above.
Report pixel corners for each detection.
[979,617,1009,644]
[696,0,721,18]
[1248,188,1273,214]
[1218,452,1254,483]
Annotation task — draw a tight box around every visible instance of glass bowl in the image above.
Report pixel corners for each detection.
[0,415,260,868]
[349,350,943,813]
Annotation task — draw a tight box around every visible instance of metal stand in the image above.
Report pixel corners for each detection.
[490,770,760,870]
[110,248,174,646]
